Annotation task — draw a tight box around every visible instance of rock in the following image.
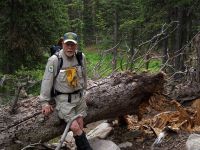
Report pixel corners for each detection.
[118,142,133,148]
[89,138,120,150]
[87,122,113,139]
[186,134,200,150]
[65,131,76,150]
[19,87,28,98]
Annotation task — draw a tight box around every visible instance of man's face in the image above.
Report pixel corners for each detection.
[63,41,77,57]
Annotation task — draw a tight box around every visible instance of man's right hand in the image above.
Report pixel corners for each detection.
[42,104,53,116]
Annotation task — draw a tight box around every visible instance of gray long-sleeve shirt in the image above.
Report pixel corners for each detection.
[39,50,87,105]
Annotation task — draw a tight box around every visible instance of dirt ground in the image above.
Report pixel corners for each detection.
[107,126,190,150]
[85,98,200,150]
[104,101,200,150]
[54,94,200,150]
[85,117,193,150]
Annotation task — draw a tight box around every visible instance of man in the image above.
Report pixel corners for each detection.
[39,32,92,150]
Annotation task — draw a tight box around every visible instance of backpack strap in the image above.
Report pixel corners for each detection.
[55,51,81,78]
[54,52,63,77]
[51,52,63,97]
[51,51,82,97]
[50,45,62,56]
[76,51,83,66]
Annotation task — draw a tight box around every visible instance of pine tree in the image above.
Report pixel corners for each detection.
[0,0,68,73]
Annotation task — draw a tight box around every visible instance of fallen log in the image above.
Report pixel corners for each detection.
[0,71,165,149]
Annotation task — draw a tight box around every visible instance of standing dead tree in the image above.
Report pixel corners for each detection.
[0,71,165,149]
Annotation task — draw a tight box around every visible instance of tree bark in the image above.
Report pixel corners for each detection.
[162,10,170,72]
[112,9,119,71]
[129,29,135,71]
[0,72,165,149]
[174,7,184,72]
[194,33,200,82]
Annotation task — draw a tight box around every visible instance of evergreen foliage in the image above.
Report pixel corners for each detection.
[0,0,68,73]
[1,0,199,73]
[0,0,200,101]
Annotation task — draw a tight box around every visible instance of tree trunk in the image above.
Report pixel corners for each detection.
[162,37,168,67]
[0,72,165,149]
[129,29,135,71]
[174,7,183,72]
[193,33,200,82]
[5,0,16,73]
[162,10,170,72]
[112,9,118,71]
[83,0,94,45]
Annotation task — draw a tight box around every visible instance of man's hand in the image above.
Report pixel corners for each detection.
[42,104,53,116]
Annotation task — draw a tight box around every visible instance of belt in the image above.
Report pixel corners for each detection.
[54,90,82,103]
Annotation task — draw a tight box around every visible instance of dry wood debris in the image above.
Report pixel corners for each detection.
[120,93,200,149]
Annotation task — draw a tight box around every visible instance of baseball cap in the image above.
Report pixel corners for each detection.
[63,32,78,44]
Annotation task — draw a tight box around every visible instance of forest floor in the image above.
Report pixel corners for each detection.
[39,94,200,150]
[67,104,200,150]
[101,98,200,150]
[52,96,200,150]
[106,121,191,150]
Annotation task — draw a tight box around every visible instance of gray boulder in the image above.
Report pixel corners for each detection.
[186,134,200,150]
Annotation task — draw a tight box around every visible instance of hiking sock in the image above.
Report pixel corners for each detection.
[74,132,92,150]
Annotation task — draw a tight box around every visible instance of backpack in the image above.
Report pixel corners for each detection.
[50,48,83,97]
[50,45,62,56]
